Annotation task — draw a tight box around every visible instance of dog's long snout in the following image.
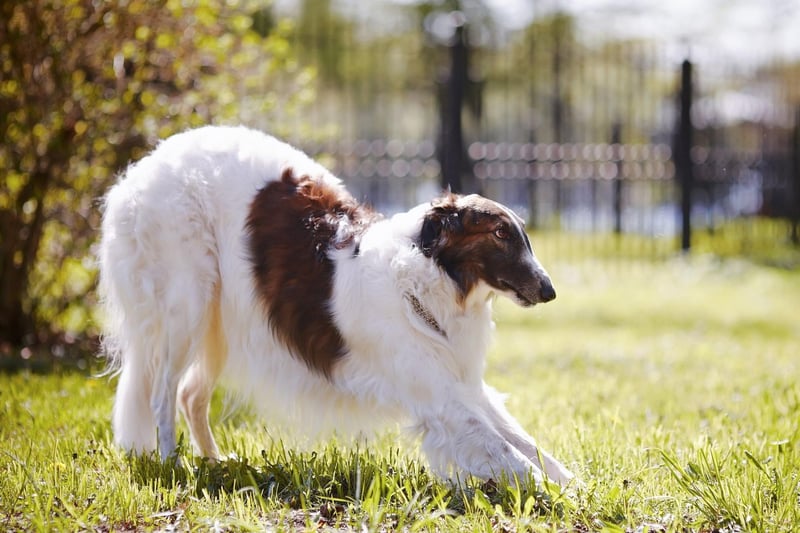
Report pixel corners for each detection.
[539,278,556,302]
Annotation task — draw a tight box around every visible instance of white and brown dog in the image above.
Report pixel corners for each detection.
[99,125,575,485]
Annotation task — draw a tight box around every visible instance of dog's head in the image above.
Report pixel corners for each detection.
[417,193,555,307]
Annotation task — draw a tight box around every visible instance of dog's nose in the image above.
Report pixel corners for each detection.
[539,280,556,302]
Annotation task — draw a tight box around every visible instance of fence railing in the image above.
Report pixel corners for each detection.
[304,133,791,244]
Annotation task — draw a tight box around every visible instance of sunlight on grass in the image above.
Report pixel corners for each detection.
[1,255,799,531]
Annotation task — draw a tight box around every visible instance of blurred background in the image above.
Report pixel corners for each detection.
[1,0,799,364]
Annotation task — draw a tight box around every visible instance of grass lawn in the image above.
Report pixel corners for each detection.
[1,251,799,531]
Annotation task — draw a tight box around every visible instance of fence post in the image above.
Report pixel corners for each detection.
[612,122,623,235]
[551,18,565,216]
[675,59,694,252]
[527,154,538,228]
[792,106,800,245]
[438,19,468,193]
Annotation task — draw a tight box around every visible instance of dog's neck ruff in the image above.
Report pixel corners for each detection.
[406,294,446,338]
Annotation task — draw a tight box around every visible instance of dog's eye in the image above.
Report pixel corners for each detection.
[494,227,510,240]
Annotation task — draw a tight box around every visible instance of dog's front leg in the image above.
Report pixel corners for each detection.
[480,383,576,486]
[416,392,545,484]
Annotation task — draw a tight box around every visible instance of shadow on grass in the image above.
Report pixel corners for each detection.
[127,442,567,523]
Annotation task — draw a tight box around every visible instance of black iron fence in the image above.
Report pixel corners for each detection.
[270,2,800,260]
[304,132,791,241]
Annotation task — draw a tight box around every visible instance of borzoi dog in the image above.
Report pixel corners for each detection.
[98,125,575,485]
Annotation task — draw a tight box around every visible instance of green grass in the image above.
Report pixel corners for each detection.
[2,253,799,531]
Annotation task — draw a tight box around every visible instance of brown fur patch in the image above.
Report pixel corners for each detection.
[246,168,379,377]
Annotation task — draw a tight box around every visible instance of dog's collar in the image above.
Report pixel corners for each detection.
[406,294,446,338]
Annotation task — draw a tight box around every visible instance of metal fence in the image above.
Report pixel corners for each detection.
[269,1,800,260]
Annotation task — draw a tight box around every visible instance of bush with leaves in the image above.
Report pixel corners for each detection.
[0,0,314,351]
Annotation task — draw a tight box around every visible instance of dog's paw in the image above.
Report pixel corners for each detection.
[543,462,581,488]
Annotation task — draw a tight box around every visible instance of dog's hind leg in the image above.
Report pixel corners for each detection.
[109,314,189,461]
[151,371,178,460]
[112,347,156,455]
[178,293,226,460]
[151,297,218,462]
[178,363,220,460]
[110,316,189,461]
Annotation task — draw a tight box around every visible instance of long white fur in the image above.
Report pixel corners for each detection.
[99,125,575,485]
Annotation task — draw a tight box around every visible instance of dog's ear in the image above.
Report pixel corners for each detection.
[419,207,446,258]
[419,198,460,258]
